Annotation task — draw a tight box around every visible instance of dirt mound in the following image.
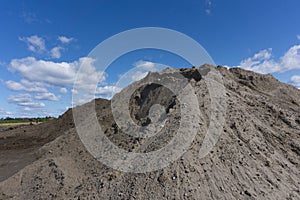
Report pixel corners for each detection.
[0,65,299,199]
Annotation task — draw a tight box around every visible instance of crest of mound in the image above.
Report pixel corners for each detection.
[124,66,203,126]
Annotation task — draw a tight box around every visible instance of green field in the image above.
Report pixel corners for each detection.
[0,117,56,128]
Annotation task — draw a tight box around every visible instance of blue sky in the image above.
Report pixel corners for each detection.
[0,0,300,117]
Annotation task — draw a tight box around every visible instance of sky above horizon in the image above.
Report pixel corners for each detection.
[0,0,300,118]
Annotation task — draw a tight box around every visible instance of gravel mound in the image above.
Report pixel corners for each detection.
[0,65,299,199]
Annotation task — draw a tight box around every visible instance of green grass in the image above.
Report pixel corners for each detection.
[0,119,27,124]
[0,117,55,124]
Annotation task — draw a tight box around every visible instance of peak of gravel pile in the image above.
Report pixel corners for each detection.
[0,65,299,199]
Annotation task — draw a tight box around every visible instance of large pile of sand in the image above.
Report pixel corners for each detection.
[0,65,299,199]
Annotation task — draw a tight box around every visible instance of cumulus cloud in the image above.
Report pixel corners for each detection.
[22,107,33,111]
[9,57,105,89]
[128,60,169,82]
[5,79,48,93]
[73,85,122,105]
[19,35,73,58]
[74,60,170,103]
[131,71,149,82]
[18,101,45,107]
[58,36,73,44]
[72,61,166,105]
[291,75,300,89]
[72,93,94,106]
[19,106,49,116]
[60,88,68,94]
[34,92,60,101]
[0,108,13,116]
[291,75,300,83]
[95,86,122,96]
[73,57,106,92]
[236,45,300,74]
[134,60,159,71]
[71,89,78,95]
[8,93,32,103]
[7,56,108,108]
[127,62,151,82]
[19,35,46,53]
[6,56,108,109]
[9,57,77,86]
[8,93,45,108]
[50,47,63,59]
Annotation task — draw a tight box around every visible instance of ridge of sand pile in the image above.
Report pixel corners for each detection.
[0,65,299,199]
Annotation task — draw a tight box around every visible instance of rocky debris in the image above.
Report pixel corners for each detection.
[0,65,300,199]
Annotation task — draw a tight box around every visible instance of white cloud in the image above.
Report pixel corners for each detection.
[130,60,168,82]
[73,57,106,92]
[22,107,33,111]
[114,61,169,90]
[129,60,166,82]
[19,35,46,53]
[35,92,60,101]
[18,102,45,107]
[131,71,149,82]
[18,107,56,117]
[291,75,300,83]
[297,35,300,40]
[72,61,165,104]
[9,57,105,90]
[74,60,169,103]
[60,88,68,94]
[8,93,32,103]
[71,89,78,94]
[8,93,45,108]
[0,108,13,116]
[291,75,300,89]
[58,36,73,44]
[71,58,108,105]
[73,85,120,105]
[72,93,94,106]
[9,57,77,87]
[5,79,48,93]
[134,60,158,71]
[236,45,300,74]
[280,45,300,71]
[19,35,71,58]
[50,47,63,59]
[6,111,13,115]
[95,86,122,96]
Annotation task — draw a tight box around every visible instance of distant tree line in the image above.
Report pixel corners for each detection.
[0,116,56,124]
